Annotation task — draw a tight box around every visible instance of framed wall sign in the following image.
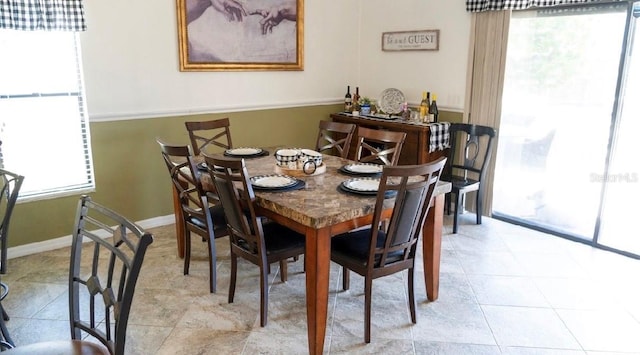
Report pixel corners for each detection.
[177,0,304,71]
[382,29,440,52]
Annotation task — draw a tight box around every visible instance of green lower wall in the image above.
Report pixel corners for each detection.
[9,104,462,249]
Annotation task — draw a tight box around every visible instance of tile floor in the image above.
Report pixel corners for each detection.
[3,214,640,354]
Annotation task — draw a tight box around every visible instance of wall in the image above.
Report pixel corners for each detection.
[8,0,471,253]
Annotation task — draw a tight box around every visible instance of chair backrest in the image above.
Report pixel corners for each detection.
[156,138,212,226]
[185,118,232,156]
[203,155,266,262]
[70,195,153,355]
[355,127,407,166]
[315,121,356,159]
[367,157,446,271]
[0,169,23,274]
[446,123,497,182]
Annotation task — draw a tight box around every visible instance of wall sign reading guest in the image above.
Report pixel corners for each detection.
[382,29,440,52]
[177,0,304,71]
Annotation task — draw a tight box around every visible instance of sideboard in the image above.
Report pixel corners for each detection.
[330,113,448,165]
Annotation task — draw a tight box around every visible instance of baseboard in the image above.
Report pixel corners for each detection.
[7,214,176,259]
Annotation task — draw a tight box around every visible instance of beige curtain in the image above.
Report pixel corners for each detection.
[463,10,510,216]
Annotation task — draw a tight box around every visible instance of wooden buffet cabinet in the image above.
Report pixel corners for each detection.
[330,113,448,165]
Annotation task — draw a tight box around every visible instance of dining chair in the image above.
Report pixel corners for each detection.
[1,195,154,354]
[442,123,497,234]
[157,138,228,293]
[331,157,447,343]
[185,117,233,156]
[204,154,305,327]
[0,169,23,348]
[315,120,356,159]
[355,126,407,166]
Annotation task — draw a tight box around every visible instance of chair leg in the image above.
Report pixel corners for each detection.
[342,266,350,291]
[259,261,269,327]
[183,229,191,275]
[207,237,217,294]
[0,302,13,348]
[476,191,483,225]
[228,254,237,304]
[453,192,463,234]
[408,268,416,324]
[445,192,451,215]
[280,260,288,282]
[364,277,372,343]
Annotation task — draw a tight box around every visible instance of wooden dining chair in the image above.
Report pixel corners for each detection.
[157,138,228,293]
[0,169,23,349]
[331,157,447,343]
[315,120,356,159]
[442,123,497,234]
[185,117,233,155]
[355,126,407,166]
[204,154,305,327]
[2,195,154,354]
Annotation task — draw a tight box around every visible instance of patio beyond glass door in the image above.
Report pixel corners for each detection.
[493,3,639,257]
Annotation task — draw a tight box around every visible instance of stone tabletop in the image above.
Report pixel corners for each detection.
[199,148,451,230]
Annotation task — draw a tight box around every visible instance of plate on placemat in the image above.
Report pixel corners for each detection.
[224,147,264,157]
[340,163,383,176]
[339,178,380,196]
[378,88,405,114]
[250,174,297,189]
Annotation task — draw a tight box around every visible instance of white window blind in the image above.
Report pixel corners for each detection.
[0,30,94,201]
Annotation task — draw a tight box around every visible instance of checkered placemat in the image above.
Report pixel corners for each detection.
[428,122,450,153]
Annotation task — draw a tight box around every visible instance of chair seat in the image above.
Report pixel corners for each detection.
[447,175,480,193]
[236,222,305,256]
[3,340,109,354]
[331,228,404,266]
[186,204,227,233]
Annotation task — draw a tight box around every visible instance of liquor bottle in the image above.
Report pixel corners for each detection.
[401,102,411,120]
[429,94,439,123]
[353,87,360,111]
[344,86,352,112]
[419,91,428,121]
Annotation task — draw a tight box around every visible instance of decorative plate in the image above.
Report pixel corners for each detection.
[343,163,383,174]
[250,175,297,189]
[341,178,380,192]
[225,147,263,156]
[378,88,406,114]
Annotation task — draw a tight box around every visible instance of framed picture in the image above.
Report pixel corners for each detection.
[382,29,439,52]
[177,0,304,71]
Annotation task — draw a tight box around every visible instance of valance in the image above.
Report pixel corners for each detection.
[466,0,602,12]
[0,0,86,31]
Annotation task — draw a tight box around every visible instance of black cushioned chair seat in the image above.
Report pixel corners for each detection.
[332,229,404,265]
[187,204,227,230]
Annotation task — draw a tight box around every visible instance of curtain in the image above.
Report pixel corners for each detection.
[466,0,603,12]
[463,10,510,216]
[0,0,86,31]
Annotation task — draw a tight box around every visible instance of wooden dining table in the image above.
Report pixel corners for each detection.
[172,148,451,355]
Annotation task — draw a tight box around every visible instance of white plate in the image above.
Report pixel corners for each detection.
[378,88,406,114]
[344,163,383,174]
[225,147,263,156]
[343,178,380,192]
[250,175,297,188]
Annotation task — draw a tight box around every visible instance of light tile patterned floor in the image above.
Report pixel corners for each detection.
[3,214,640,354]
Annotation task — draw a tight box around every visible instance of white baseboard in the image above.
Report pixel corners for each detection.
[7,214,176,259]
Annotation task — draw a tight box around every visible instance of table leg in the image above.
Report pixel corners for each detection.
[172,186,185,259]
[305,227,331,355]
[423,193,444,301]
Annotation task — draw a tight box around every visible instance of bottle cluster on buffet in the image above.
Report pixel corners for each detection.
[343,86,438,123]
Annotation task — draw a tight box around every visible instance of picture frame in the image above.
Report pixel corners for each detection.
[177,0,304,71]
[381,29,439,52]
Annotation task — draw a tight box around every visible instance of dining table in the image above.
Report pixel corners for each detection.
[172,147,451,355]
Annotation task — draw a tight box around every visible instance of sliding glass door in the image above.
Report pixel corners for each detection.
[493,2,640,257]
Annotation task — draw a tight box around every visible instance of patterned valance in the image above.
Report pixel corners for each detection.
[0,0,86,31]
[466,0,603,12]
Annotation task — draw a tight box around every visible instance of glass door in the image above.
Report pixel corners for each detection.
[493,3,637,254]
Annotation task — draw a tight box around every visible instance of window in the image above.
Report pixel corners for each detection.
[0,30,94,202]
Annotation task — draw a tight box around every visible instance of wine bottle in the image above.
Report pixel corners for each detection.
[419,91,428,121]
[429,94,439,123]
[353,87,360,111]
[344,86,352,112]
